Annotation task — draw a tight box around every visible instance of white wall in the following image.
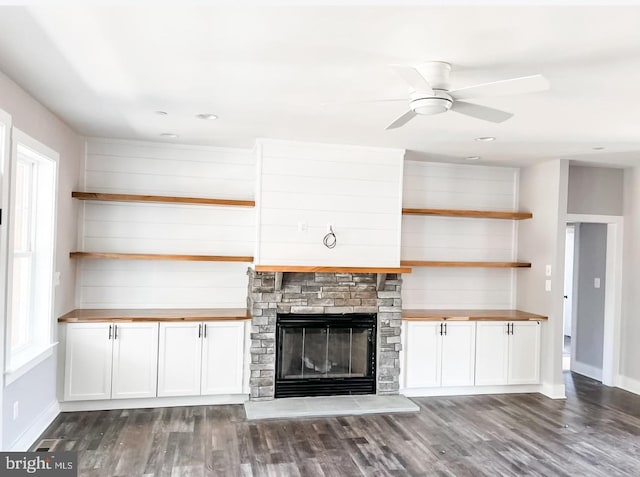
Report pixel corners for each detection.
[255,139,404,267]
[402,161,519,309]
[77,139,254,308]
[621,166,640,390]
[516,159,568,398]
[0,69,84,449]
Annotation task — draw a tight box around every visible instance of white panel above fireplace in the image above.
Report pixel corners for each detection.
[255,139,405,266]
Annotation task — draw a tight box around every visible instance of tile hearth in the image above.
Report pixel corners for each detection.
[244,394,418,420]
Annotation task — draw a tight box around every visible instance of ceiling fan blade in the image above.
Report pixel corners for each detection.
[385,110,417,130]
[450,74,549,100]
[390,65,434,94]
[336,98,407,105]
[450,101,514,123]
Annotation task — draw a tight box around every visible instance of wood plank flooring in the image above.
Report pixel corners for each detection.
[34,373,640,476]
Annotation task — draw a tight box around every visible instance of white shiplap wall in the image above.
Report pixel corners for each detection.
[256,139,405,266]
[76,139,255,308]
[402,161,520,309]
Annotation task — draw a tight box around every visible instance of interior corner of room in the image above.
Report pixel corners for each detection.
[0,7,639,472]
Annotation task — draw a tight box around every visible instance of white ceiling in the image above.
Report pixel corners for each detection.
[0,5,639,166]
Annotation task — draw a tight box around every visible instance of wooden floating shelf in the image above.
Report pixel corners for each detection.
[58,308,250,323]
[402,309,547,322]
[70,252,254,262]
[72,191,255,208]
[400,260,531,268]
[402,208,532,220]
[255,265,412,274]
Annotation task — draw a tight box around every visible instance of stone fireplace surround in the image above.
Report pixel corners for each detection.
[247,268,403,400]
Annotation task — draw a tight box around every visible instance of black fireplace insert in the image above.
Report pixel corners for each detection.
[275,313,376,398]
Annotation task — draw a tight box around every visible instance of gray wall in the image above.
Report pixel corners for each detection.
[0,69,83,449]
[622,166,640,384]
[517,159,568,396]
[568,165,624,216]
[575,223,607,370]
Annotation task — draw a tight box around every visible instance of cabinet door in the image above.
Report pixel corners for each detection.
[404,322,441,388]
[158,322,202,397]
[441,322,476,387]
[64,323,113,401]
[201,321,245,395]
[508,321,541,385]
[111,323,159,399]
[475,322,510,386]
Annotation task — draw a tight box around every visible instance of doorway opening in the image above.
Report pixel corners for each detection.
[565,222,609,382]
[562,224,575,372]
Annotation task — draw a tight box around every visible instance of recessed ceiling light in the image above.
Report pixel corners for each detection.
[466,156,481,161]
[196,113,218,120]
[475,136,496,142]
[155,110,168,115]
[160,133,179,138]
[592,146,605,150]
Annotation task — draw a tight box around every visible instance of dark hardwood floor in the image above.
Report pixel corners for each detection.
[34,373,640,476]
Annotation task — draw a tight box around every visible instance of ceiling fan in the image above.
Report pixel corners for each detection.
[375,61,549,130]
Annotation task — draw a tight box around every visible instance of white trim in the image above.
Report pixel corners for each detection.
[7,400,60,451]
[566,214,623,224]
[5,128,59,374]
[603,222,623,385]
[570,224,579,370]
[401,384,542,398]
[59,393,248,412]
[396,151,405,266]
[562,214,623,388]
[0,107,13,451]
[616,375,640,395]
[539,381,567,399]
[11,129,59,163]
[253,141,263,264]
[510,168,521,308]
[572,360,603,382]
[4,343,58,386]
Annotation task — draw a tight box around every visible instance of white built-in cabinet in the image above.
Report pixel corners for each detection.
[475,321,541,385]
[157,321,245,397]
[64,322,159,401]
[404,321,476,388]
[403,320,541,391]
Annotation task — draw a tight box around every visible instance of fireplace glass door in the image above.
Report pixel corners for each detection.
[276,314,376,397]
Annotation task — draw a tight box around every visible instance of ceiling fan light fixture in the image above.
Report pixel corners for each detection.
[466,156,481,161]
[409,91,453,116]
[475,136,496,142]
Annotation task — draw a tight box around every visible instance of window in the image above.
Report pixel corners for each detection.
[5,129,58,372]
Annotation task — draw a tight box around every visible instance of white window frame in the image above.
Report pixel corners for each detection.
[4,128,59,384]
[0,107,12,450]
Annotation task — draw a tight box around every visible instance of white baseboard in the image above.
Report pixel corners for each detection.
[572,361,603,382]
[616,375,640,395]
[9,400,60,451]
[539,382,566,399]
[60,394,248,412]
[401,384,542,398]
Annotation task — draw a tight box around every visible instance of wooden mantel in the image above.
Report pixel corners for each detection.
[254,265,411,274]
[254,265,411,291]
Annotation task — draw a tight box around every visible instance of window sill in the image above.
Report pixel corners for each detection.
[4,342,58,386]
